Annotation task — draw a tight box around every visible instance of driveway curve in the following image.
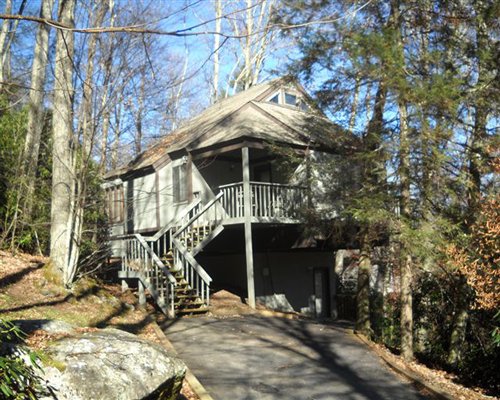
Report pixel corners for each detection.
[162,315,427,400]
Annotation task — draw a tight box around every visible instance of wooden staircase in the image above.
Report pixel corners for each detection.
[161,251,209,315]
[117,194,225,317]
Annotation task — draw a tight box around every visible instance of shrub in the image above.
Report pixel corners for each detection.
[0,319,44,399]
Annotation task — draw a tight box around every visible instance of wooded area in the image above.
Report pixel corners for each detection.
[0,0,498,397]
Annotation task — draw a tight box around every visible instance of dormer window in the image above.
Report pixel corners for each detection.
[285,92,297,106]
[266,88,309,111]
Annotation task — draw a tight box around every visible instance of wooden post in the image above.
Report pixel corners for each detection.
[121,241,129,292]
[242,147,256,308]
[138,280,146,308]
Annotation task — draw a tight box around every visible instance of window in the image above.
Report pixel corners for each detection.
[173,164,188,203]
[267,89,309,110]
[284,92,297,106]
[106,185,124,223]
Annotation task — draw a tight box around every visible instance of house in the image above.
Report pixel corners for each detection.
[104,78,358,318]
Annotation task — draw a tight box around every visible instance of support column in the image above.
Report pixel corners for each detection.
[121,243,129,293]
[138,280,146,308]
[242,147,256,308]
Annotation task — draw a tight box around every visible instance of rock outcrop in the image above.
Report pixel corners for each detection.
[41,328,186,400]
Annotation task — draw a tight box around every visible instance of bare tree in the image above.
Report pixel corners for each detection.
[81,1,108,160]
[98,0,116,172]
[21,0,54,221]
[0,0,12,85]
[50,0,77,286]
[226,0,277,94]
[212,0,222,102]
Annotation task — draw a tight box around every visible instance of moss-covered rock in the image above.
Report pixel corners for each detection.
[40,328,186,400]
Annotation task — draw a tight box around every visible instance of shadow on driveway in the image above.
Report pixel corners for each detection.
[162,315,428,400]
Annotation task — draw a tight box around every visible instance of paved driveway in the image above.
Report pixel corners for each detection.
[162,315,427,400]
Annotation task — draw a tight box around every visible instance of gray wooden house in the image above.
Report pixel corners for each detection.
[104,78,355,318]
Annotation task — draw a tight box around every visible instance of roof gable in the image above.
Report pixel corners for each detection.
[106,78,344,178]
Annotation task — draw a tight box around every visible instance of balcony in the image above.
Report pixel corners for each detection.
[218,181,307,224]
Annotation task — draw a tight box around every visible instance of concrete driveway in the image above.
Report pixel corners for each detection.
[162,315,427,400]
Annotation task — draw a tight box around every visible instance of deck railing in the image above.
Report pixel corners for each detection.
[218,181,307,220]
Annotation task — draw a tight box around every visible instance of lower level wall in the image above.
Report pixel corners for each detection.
[198,251,334,314]
[109,224,125,257]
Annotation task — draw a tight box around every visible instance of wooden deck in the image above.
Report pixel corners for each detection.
[218,181,307,224]
[113,181,308,317]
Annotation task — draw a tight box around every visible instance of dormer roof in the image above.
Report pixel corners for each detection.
[105,77,352,179]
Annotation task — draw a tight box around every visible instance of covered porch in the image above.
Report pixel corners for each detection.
[192,141,310,224]
[191,143,310,308]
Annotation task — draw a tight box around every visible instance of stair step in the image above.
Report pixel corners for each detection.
[176,306,209,315]
[175,288,196,295]
[175,294,199,300]
[174,298,205,308]
[175,297,198,302]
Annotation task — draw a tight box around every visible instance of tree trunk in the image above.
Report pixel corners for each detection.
[50,0,77,287]
[68,1,109,286]
[111,101,123,170]
[349,75,360,133]
[448,278,469,367]
[0,0,12,84]
[81,2,107,161]
[99,0,115,173]
[1,0,27,85]
[400,252,413,360]
[133,70,146,156]
[355,80,387,337]
[0,0,12,86]
[212,0,221,103]
[243,0,253,90]
[372,249,386,339]
[99,90,111,171]
[21,0,54,221]
[356,238,371,335]
[448,4,489,367]
[466,6,489,228]
[398,100,414,361]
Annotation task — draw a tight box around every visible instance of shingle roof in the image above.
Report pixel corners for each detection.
[105,78,348,179]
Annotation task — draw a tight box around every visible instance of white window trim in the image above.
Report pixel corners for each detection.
[265,88,308,110]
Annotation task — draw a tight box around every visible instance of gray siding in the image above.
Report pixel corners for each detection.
[198,251,333,313]
[128,173,158,232]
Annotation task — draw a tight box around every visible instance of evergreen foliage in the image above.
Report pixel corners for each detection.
[0,96,27,248]
[277,0,499,393]
[0,319,44,399]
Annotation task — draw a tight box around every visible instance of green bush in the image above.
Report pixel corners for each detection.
[410,272,500,395]
[0,319,44,399]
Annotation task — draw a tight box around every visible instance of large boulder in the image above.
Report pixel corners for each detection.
[41,328,186,400]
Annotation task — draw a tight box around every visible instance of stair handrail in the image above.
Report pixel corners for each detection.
[173,192,224,239]
[171,238,213,284]
[143,197,202,242]
[118,233,177,285]
[134,234,177,284]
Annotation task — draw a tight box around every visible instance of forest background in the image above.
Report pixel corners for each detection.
[0,0,498,396]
